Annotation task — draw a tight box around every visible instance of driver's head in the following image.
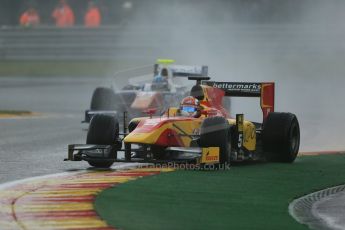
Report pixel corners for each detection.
[161,68,168,77]
[180,96,202,118]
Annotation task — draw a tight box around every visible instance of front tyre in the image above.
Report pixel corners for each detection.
[199,116,230,165]
[86,114,119,168]
[262,112,300,163]
[90,87,116,110]
[87,160,114,168]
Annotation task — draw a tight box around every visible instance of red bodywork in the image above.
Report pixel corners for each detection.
[131,91,164,112]
[200,86,230,118]
[260,83,275,120]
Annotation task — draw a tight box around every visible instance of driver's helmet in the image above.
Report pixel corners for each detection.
[153,74,164,83]
[180,96,202,118]
[153,68,169,83]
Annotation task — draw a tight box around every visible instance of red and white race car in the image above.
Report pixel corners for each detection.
[83,60,230,122]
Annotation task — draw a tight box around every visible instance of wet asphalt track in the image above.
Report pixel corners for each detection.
[0,76,115,184]
[289,184,345,230]
[313,191,345,230]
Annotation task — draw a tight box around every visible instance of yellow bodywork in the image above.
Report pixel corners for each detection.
[227,119,256,151]
[124,117,203,147]
[124,116,256,151]
[156,59,176,65]
[201,147,220,163]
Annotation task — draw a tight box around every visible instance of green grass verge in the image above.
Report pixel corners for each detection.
[95,154,345,230]
[0,60,146,76]
[0,110,32,115]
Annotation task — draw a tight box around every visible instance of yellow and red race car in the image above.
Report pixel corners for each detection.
[66,76,300,168]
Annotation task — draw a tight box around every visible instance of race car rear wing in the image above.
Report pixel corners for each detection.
[202,81,275,120]
[154,64,208,77]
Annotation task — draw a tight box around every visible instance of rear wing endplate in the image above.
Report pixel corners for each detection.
[202,81,275,120]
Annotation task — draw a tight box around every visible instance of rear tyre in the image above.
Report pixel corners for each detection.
[86,114,119,168]
[199,116,230,165]
[262,112,300,163]
[90,87,116,110]
[114,91,138,120]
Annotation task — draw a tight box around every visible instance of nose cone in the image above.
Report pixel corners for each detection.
[124,118,168,145]
[124,132,157,145]
[123,117,187,147]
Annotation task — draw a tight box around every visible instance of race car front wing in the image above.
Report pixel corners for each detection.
[65,143,220,164]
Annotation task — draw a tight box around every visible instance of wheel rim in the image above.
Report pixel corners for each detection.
[290,124,300,153]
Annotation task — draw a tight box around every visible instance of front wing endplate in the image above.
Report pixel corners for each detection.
[201,147,220,164]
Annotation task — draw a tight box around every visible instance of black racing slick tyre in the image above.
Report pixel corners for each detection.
[90,87,116,110]
[262,112,300,163]
[151,145,166,160]
[128,119,140,133]
[86,114,119,168]
[199,116,230,164]
[87,160,114,168]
